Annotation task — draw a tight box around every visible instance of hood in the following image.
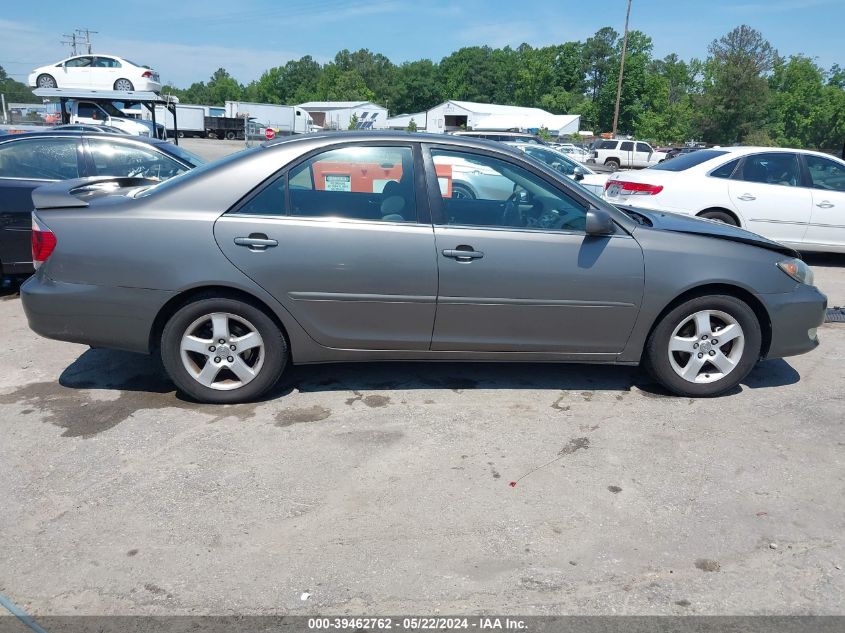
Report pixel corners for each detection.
[619,205,799,257]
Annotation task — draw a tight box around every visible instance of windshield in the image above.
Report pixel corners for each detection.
[136,146,260,197]
[650,149,728,171]
[164,143,207,166]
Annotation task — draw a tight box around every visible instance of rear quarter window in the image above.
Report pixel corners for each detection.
[651,149,729,172]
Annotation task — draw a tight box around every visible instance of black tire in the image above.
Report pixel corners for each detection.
[451,182,476,200]
[36,74,56,88]
[643,294,762,397]
[177,131,185,138]
[225,131,236,140]
[160,297,288,404]
[114,78,134,91]
[698,210,738,226]
[605,158,621,169]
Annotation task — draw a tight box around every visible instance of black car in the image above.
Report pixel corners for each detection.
[0,131,205,276]
[665,146,705,161]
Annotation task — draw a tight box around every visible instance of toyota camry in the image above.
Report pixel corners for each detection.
[21,132,826,403]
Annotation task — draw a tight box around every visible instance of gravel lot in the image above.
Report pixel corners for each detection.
[0,143,843,616]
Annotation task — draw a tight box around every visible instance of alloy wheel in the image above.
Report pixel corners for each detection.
[667,309,745,384]
[179,312,265,391]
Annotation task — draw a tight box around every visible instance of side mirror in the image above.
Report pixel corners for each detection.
[573,166,586,182]
[585,208,615,236]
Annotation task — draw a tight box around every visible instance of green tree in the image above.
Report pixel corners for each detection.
[392,60,442,114]
[315,65,373,102]
[697,25,777,144]
[206,68,243,106]
[583,27,619,101]
[348,112,359,130]
[406,117,418,132]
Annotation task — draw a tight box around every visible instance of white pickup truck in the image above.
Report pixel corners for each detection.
[591,139,667,169]
[63,100,165,138]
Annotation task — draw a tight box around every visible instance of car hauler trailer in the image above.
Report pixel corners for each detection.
[32,88,179,143]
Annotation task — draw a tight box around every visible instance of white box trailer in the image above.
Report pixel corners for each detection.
[142,104,206,138]
[224,101,312,135]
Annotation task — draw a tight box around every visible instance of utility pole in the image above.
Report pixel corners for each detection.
[76,28,98,54]
[60,32,79,56]
[611,0,632,138]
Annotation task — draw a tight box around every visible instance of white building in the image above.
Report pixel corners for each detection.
[298,101,388,130]
[424,100,579,136]
[385,111,427,130]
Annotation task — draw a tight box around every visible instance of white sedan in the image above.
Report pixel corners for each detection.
[603,146,845,253]
[29,55,162,92]
[507,142,609,195]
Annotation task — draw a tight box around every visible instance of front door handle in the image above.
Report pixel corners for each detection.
[737,193,756,201]
[816,201,834,209]
[234,234,278,251]
[442,246,484,261]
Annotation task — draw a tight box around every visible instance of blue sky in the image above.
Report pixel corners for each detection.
[1,0,842,88]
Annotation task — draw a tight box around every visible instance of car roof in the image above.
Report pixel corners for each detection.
[718,146,841,160]
[0,130,169,148]
[264,130,527,156]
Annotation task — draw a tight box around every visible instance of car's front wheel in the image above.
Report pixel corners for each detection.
[36,74,56,88]
[644,295,761,397]
[160,297,288,403]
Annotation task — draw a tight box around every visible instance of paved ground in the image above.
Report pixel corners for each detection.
[180,137,253,162]
[1,255,843,616]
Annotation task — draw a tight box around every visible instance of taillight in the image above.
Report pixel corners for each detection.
[142,71,153,78]
[605,179,664,195]
[32,216,57,269]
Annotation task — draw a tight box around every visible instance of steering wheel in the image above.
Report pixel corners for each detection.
[501,189,526,227]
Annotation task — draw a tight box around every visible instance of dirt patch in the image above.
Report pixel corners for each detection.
[695,558,721,572]
[276,405,331,427]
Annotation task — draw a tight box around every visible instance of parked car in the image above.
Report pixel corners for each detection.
[22,132,825,403]
[0,131,204,276]
[602,147,845,253]
[591,139,667,169]
[553,144,592,163]
[28,55,162,92]
[53,123,127,135]
[665,146,704,161]
[449,131,548,145]
[507,142,609,195]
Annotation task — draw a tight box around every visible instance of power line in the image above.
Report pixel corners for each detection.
[612,0,632,138]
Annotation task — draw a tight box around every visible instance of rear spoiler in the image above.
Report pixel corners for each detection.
[32,176,159,210]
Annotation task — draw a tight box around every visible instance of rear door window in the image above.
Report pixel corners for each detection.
[0,138,80,180]
[287,145,418,222]
[738,153,801,187]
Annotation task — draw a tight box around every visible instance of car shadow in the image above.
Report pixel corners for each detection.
[803,252,845,268]
[55,347,801,404]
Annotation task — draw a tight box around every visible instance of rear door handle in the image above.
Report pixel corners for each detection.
[234,235,278,250]
[816,201,834,209]
[737,193,756,201]
[442,247,484,261]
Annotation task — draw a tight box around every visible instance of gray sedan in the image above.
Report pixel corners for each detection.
[22,132,826,403]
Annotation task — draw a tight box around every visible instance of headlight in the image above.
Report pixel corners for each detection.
[777,258,814,286]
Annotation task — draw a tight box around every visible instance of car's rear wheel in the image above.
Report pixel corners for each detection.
[605,158,621,169]
[160,297,288,403]
[644,295,761,397]
[698,210,738,226]
[114,78,134,91]
[225,131,237,140]
[37,74,56,88]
